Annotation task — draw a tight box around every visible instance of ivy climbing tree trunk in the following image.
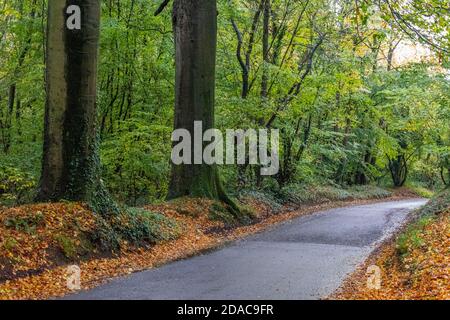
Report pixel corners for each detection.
[167,0,241,216]
[37,0,117,215]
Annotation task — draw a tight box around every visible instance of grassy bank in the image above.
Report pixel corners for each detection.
[334,188,450,300]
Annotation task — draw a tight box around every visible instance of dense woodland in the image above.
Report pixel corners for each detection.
[0,0,449,211]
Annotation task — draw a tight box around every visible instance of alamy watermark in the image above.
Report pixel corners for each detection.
[366,265,382,290]
[171,121,280,176]
[66,5,81,30]
[66,265,81,291]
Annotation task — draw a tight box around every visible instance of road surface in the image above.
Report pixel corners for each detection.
[67,199,427,300]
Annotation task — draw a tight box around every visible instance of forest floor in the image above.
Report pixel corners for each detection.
[0,188,426,300]
[332,190,450,300]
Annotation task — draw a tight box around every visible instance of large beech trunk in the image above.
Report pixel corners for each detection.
[37,0,116,214]
[167,0,239,214]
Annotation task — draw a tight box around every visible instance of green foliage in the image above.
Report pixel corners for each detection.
[0,166,36,205]
[416,188,450,217]
[54,234,78,260]
[89,207,181,250]
[54,231,95,260]
[114,208,180,244]
[347,185,393,199]
[396,216,433,257]
[279,184,391,206]
[101,114,172,206]
[2,237,18,251]
[209,201,240,225]
[396,187,450,261]
[407,186,435,199]
[3,211,43,234]
[207,200,254,225]
[238,189,284,214]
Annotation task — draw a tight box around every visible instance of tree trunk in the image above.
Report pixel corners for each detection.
[37,0,117,215]
[260,0,270,100]
[167,0,240,216]
[388,155,408,187]
[3,84,16,153]
[441,166,449,186]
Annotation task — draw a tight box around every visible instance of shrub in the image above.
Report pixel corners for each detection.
[238,189,283,214]
[279,184,391,206]
[55,234,78,259]
[279,184,317,204]
[3,212,44,234]
[346,185,392,199]
[410,186,435,199]
[415,188,450,217]
[109,208,180,246]
[209,201,239,225]
[396,216,433,257]
[0,166,36,206]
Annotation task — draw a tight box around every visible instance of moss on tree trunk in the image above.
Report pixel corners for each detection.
[37,0,118,216]
[167,0,242,218]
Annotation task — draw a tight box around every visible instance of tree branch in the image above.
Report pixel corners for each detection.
[231,19,247,73]
[154,0,171,16]
[383,0,449,54]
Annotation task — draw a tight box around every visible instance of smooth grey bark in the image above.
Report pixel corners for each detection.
[167,0,241,216]
[37,0,117,215]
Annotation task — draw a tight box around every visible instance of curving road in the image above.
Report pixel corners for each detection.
[67,199,427,300]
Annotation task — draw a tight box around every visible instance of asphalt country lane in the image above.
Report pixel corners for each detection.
[67,199,427,300]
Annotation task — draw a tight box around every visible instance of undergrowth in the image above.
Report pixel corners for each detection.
[170,197,255,226]
[278,184,391,206]
[396,215,434,257]
[93,207,181,250]
[407,186,435,199]
[397,187,449,260]
[0,202,180,275]
[415,188,450,217]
